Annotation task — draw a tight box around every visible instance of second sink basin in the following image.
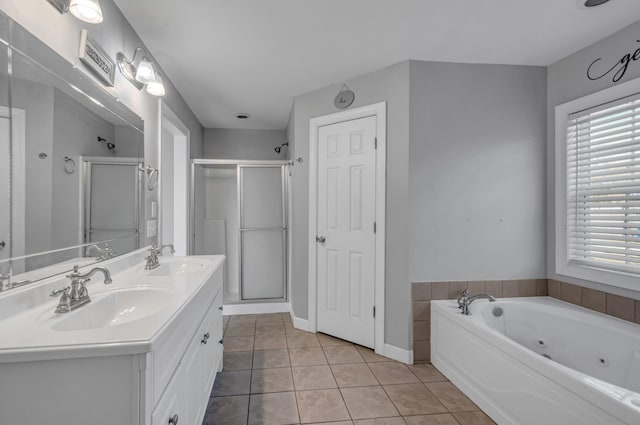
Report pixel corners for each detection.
[144,257,211,277]
[47,287,174,332]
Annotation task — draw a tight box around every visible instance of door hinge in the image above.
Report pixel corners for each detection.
[373,222,376,233]
[373,306,376,317]
[374,137,377,149]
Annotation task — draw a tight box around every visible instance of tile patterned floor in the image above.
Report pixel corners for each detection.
[203,313,495,425]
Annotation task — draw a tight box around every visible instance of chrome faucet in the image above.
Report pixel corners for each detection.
[50,265,112,313]
[86,243,114,261]
[457,289,496,315]
[144,243,175,270]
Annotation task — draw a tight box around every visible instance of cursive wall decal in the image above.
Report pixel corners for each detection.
[587,40,640,83]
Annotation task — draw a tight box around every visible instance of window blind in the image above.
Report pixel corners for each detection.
[566,93,640,273]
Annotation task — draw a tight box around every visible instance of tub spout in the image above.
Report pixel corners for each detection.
[458,290,496,315]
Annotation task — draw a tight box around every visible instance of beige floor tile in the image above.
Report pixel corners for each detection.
[224,336,254,352]
[225,323,256,337]
[287,333,321,348]
[403,413,460,425]
[355,418,407,425]
[256,313,285,323]
[253,349,291,369]
[368,362,420,385]
[255,333,287,350]
[256,321,286,335]
[383,384,447,416]
[204,395,249,425]
[452,411,496,425]
[292,365,338,390]
[289,347,328,366]
[324,346,365,364]
[355,346,390,363]
[318,333,354,347]
[331,363,379,387]
[296,389,351,423]
[223,351,253,371]
[251,367,294,393]
[341,386,400,419]
[211,370,252,396]
[312,422,353,425]
[408,364,447,383]
[229,315,257,326]
[425,382,476,412]
[248,392,299,425]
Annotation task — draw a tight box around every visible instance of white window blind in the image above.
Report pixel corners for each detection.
[566,93,640,273]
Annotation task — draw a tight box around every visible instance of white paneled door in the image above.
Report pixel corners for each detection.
[316,116,377,349]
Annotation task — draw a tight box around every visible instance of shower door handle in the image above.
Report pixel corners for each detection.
[316,236,326,243]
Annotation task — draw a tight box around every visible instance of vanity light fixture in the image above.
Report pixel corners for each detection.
[116,47,166,96]
[47,0,104,24]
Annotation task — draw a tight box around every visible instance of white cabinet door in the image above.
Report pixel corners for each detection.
[151,365,185,425]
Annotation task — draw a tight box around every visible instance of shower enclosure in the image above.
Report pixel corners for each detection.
[191,160,289,304]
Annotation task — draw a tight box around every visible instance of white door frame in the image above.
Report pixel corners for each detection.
[159,102,190,255]
[308,101,386,355]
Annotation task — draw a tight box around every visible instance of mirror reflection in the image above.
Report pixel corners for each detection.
[0,16,144,288]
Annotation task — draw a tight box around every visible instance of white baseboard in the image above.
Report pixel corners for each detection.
[290,311,312,332]
[223,302,290,316]
[384,343,413,364]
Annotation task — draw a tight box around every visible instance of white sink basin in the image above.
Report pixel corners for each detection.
[46,287,174,332]
[144,257,211,277]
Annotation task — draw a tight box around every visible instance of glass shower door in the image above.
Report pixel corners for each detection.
[239,165,287,300]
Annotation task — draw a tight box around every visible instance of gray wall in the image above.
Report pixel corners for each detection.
[0,0,205,247]
[203,128,287,160]
[547,21,640,300]
[409,61,547,282]
[289,61,411,349]
[289,59,548,352]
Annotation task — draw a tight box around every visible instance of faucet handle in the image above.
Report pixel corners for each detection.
[50,286,71,297]
[457,289,469,309]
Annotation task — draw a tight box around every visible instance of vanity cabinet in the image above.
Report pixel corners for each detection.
[0,256,224,425]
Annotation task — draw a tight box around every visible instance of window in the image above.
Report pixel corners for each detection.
[555,77,640,290]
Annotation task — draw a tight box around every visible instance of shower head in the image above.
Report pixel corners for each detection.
[274,142,288,154]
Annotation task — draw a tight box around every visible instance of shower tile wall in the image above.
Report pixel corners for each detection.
[412,279,640,363]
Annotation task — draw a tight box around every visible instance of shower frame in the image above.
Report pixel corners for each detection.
[190,159,291,303]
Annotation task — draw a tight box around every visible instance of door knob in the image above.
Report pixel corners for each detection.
[316,236,326,243]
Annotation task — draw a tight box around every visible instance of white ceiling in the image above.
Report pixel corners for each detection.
[114,0,640,130]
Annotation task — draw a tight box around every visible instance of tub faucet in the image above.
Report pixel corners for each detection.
[51,265,112,313]
[457,289,496,315]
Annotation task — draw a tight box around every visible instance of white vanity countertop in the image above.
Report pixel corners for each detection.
[0,253,224,364]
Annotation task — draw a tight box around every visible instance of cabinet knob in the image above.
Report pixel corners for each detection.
[201,332,210,344]
[168,414,179,425]
[219,306,223,311]
[219,338,223,344]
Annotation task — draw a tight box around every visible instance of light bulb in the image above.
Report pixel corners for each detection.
[146,74,166,97]
[135,58,156,84]
[69,0,103,24]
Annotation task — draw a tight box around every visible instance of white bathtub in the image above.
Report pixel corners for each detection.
[431,297,640,425]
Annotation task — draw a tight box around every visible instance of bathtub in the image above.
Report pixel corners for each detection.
[431,297,640,425]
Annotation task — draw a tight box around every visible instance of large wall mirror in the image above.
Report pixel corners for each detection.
[0,13,145,289]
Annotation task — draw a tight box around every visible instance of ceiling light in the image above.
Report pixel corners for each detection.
[47,0,103,24]
[146,73,166,97]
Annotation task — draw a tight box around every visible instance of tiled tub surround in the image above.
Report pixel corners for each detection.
[205,313,497,425]
[412,280,548,362]
[413,279,640,362]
